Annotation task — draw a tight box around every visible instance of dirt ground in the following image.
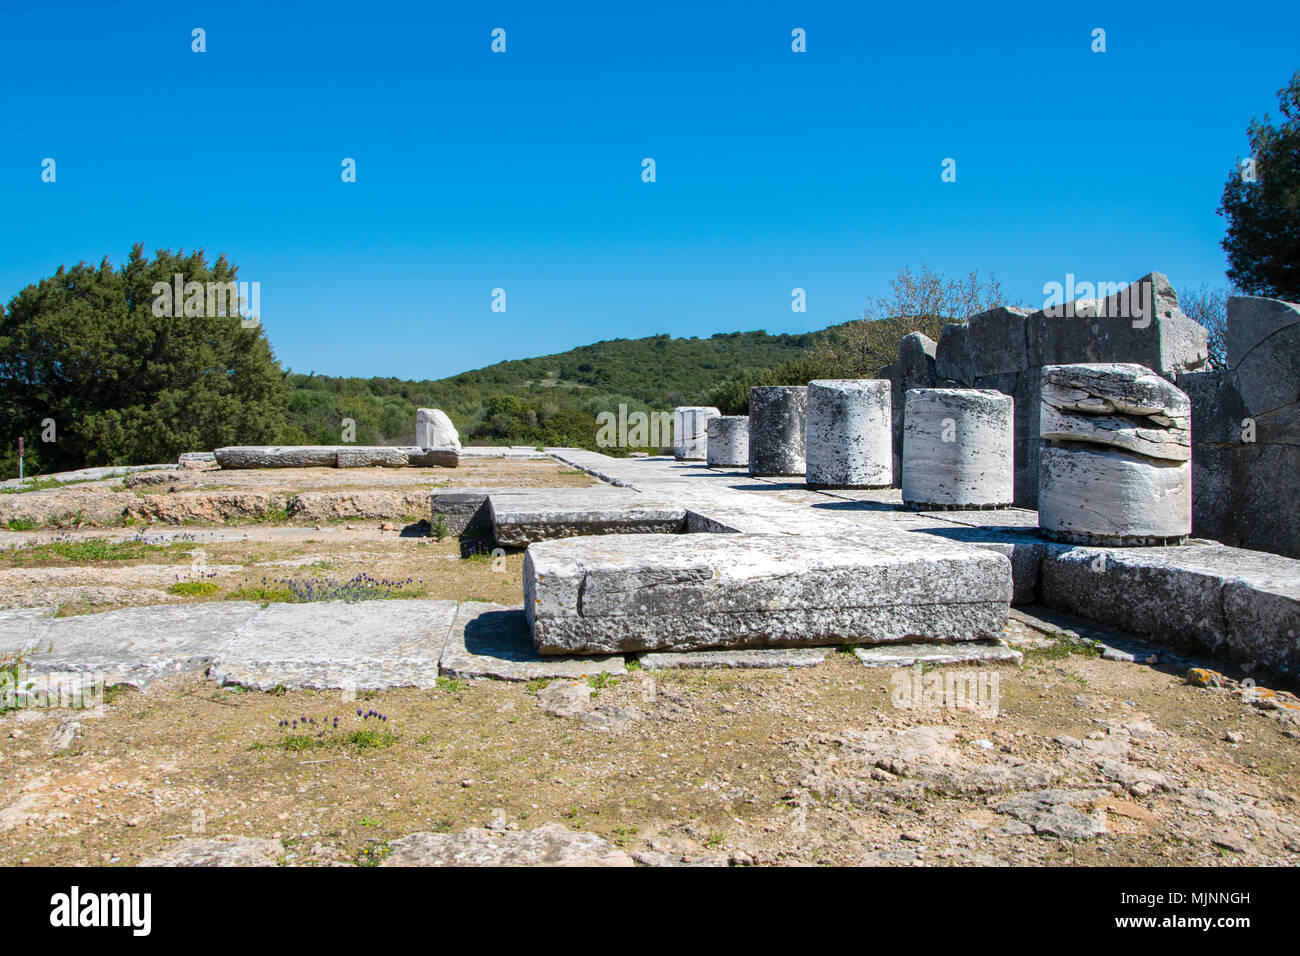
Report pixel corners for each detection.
[2,458,1299,866]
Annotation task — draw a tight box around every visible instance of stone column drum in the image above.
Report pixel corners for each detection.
[706,416,749,468]
[748,387,807,477]
[1038,363,1191,545]
[673,406,721,461]
[805,380,892,489]
[901,389,1014,509]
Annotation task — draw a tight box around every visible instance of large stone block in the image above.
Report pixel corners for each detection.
[1226,295,1300,369]
[1040,543,1300,680]
[416,408,461,450]
[673,406,721,460]
[1037,364,1191,545]
[1026,272,1208,376]
[1229,299,1300,445]
[805,380,892,489]
[901,389,1013,509]
[748,386,807,477]
[524,533,1011,655]
[706,415,749,467]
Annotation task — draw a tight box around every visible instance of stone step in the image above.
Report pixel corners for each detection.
[488,489,686,547]
[525,532,1011,655]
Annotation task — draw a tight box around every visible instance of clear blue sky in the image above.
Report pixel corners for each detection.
[2,1,1296,380]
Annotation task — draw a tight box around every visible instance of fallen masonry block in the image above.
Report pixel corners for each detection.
[902,389,1014,509]
[706,415,749,468]
[524,533,1011,655]
[748,386,807,477]
[1038,363,1191,545]
[214,446,340,468]
[805,380,893,489]
[416,408,462,450]
[673,406,720,460]
[335,446,413,468]
[214,445,458,469]
[488,488,686,547]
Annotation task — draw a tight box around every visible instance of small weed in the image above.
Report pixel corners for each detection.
[436,676,466,694]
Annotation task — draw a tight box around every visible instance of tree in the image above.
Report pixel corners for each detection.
[1219,70,1300,300]
[0,244,288,476]
[812,264,1006,378]
[1178,285,1229,369]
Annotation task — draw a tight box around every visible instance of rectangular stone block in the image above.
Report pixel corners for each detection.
[525,533,1012,655]
[489,489,685,547]
[1039,542,1300,679]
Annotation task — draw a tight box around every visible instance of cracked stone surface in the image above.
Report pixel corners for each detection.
[139,836,283,866]
[380,824,633,866]
[210,599,458,691]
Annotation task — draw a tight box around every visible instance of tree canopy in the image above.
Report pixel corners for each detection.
[1220,70,1300,300]
[0,244,288,476]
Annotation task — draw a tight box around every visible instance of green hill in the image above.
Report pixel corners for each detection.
[283,329,823,451]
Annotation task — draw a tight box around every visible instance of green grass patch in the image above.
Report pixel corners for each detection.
[279,728,399,752]
[167,580,220,597]
[1,537,186,567]
[4,518,38,531]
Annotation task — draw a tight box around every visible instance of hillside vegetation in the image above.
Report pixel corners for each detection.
[283,329,821,450]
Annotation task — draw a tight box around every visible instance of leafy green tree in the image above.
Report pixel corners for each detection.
[1219,70,1300,300]
[0,244,288,476]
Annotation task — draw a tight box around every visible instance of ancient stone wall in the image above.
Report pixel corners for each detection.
[877,273,1209,509]
[1177,296,1300,558]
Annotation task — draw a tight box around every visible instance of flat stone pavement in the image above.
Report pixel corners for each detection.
[0,599,624,692]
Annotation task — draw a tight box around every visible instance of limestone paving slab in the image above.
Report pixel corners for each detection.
[525,532,1011,655]
[851,641,1023,668]
[440,601,626,681]
[210,599,459,690]
[25,602,265,689]
[0,607,55,657]
[636,647,831,669]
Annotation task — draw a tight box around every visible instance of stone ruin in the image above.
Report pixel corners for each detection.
[213,407,462,469]
[1178,296,1300,558]
[423,274,1299,688]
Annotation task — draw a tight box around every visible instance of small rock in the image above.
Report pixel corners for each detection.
[1225,731,1244,744]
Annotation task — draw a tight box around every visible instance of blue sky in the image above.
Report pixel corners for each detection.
[2,0,1296,379]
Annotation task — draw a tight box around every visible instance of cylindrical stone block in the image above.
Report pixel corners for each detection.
[1037,363,1192,545]
[901,389,1013,509]
[673,406,720,460]
[706,416,749,467]
[748,386,807,477]
[1038,445,1191,545]
[805,380,893,489]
